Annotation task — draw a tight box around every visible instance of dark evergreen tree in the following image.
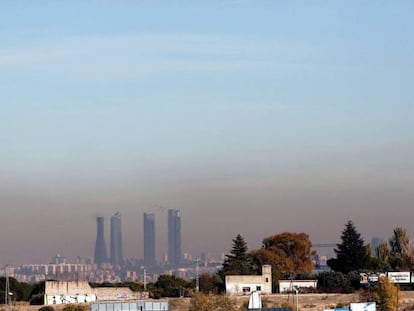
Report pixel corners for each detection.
[327,220,369,273]
[219,234,252,277]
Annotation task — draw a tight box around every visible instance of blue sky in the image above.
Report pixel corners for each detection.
[1,1,414,264]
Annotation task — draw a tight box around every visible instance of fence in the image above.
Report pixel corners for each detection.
[91,301,169,311]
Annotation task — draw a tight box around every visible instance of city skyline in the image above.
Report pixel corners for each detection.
[1,1,414,266]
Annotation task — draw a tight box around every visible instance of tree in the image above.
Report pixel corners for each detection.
[261,232,316,274]
[249,232,316,291]
[0,277,34,303]
[219,234,252,277]
[371,276,400,311]
[249,248,292,292]
[376,241,390,265]
[198,273,219,294]
[154,275,191,297]
[328,220,369,273]
[316,271,351,293]
[389,227,413,271]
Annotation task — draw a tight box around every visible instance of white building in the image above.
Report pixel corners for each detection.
[225,265,272,295]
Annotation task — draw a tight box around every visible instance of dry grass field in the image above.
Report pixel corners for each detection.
[168,292,414,311]
[6,292,414,311]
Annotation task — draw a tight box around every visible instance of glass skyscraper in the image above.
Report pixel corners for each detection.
[143,213,155,266]
[110,212,123,265]
[168,209,182,266]
[94,216,108,265]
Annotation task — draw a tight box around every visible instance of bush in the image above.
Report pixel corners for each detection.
[189,293,238,311]
[62,304,88,311]
[29,293,45,305]
[317,271,355,293]
[372,276,400,311]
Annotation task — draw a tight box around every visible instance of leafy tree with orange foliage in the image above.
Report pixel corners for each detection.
[250,232,316,290]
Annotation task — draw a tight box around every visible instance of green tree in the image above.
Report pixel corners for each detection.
[389,227,413,271]
[327,220,369,273]
[29,281,45,305]
[219,234,252,277]
[154,275,191,297]
[0,277,34,303]
[316,271,351,293]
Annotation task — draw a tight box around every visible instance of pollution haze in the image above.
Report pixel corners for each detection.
[1,1,414,266]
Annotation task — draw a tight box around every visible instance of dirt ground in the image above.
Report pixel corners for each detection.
[6,292,414,311]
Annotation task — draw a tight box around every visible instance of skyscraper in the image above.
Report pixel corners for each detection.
[143,213,155,266]
[110,212,123,265]
[168,209,182,266]
[94,216,108,265]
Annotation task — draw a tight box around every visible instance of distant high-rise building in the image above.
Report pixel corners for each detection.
[110,212,123,265]
[143,213,156,266]
[168,209,182,266]
[94,216,108,265]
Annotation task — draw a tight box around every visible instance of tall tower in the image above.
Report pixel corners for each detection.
[168,209,182,266]
[94,216,108,265]
[110,212,123,265]
[143,213,156,266]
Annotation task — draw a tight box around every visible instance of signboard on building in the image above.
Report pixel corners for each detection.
[278,280,318,293]
[387,272,411,283]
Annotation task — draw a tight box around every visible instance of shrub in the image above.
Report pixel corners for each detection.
[62,304,88,311]
[189,293,238,311]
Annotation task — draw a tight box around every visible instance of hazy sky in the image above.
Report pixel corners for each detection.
[1,1,414,265]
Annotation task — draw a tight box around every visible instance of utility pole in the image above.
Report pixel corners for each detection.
[294,287,299,311]
[143,268,147,291]
[195,259,199,292]
[5,266,12,311]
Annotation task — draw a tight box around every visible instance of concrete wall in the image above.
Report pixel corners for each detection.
[278,280,318,293]
[44,281,148,305]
